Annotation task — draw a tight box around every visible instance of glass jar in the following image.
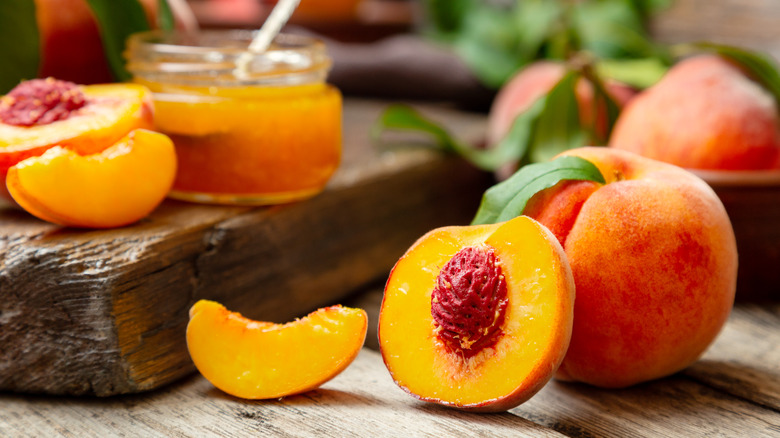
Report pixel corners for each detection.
[125,31,342,205]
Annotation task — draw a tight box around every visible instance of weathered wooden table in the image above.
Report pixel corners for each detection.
[1,98,779,436]
[1,302,778,437]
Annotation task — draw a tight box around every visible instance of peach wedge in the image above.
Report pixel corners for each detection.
[0,81,154,182]
[186,300,368,400]
[379,215,575,412]
[6,129,176,228]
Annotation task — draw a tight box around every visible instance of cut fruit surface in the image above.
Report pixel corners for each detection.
[0,83,154,198]
[379,215,575,412]
[186,300,368,400]
[6,129,176,228]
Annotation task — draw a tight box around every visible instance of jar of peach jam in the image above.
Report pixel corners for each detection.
[125,31,341,205]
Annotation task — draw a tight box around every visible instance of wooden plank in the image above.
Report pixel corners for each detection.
[511,304,780,436]
[2,296,778,436]
[350,282,780,436]
[0,99,493,396]
[352,286,780,410]
[515,375,780,438]
[0,349,564,438]
[683,303,780,411]
[3,316,779,438]
[653,0,780,61]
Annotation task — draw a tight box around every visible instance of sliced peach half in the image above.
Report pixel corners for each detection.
[0,80,154,198]
[379,215,575,412]
[186,300,368,400]
[6,129,176,228]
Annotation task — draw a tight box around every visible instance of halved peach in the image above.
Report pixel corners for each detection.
[186,300,368,400]
[0,81,154,198]
[379,215,575,412]
[6,129,176,228]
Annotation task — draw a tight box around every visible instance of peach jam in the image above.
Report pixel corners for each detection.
[125,31,341,205]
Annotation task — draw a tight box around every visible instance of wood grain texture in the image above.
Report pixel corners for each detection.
[513,303,780,437]
[1,305,778,437]
[0,349,564,438]
[0,99,493,396]
[653,0,780,61]
[684,303,780,411]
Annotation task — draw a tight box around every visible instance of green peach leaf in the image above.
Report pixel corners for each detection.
[488,97,547,169]
[157,0,175,31]
[85,0,152,82]
[373,101,545,172]
[454,6,522,88]
[594,57,669,90]
[572,0,658,59]
[472,155,605,225]
[0,0,40,93]
[583,66,622,144]
[529,70,588,163]
[420,0,473,39]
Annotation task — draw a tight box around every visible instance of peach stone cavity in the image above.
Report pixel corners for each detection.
[0,78,87,126]
[431,245,508,357]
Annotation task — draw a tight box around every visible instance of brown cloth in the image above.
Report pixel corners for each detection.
[308,32,496,111]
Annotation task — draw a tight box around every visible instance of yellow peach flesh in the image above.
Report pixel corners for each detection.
[7,129,176,228]
[187,300,368,400]
[379,216,574,411]
[0,83,154,154]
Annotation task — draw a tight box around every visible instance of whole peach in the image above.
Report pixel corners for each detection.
[35,0,197,84]
[487,61,636,148]
[609,55,780,170]
[524,147,737,388]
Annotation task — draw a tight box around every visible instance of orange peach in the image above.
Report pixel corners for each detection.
[379,215,575,412]
[524,147,737,387]
[35,0,197,84]
[7,129,176,228]
[186,300,368,400]
[609,55,780,170]
[487,61,636,148]
[0,80,154,200]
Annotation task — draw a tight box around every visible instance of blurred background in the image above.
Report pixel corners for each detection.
[182,0,780,109]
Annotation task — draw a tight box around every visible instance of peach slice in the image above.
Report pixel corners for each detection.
[378,215,575,412]
[186,300,368,400]
[6,129,176,228]
[0,81,154,198]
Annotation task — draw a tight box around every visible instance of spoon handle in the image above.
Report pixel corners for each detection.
[235,0,301,76]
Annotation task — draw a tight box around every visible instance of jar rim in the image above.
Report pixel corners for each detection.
[125,30,331,87]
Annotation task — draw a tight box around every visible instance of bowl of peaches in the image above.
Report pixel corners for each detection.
[488,54,780,302]
[605,55,780,302]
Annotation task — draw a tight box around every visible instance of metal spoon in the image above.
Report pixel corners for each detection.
[234,0,301,77]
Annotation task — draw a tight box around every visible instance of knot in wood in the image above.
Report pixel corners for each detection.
[0,78,87,127]
[431,245,508,357]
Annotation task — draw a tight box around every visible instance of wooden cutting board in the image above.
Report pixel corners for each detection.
[0,99,493,396]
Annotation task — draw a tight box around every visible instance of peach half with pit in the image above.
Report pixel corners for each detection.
[186,300,368,400]
[522,147,738,387]
[378,215,575,412]
[0,78,154,199]
[6,129,176,228]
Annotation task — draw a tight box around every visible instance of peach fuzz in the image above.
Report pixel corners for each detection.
[7,129,176,228]
[524,147,737,388]
[186,300,367,400]
[609,54,780,170]
[487,61,636,148]
[379,215,575,412]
